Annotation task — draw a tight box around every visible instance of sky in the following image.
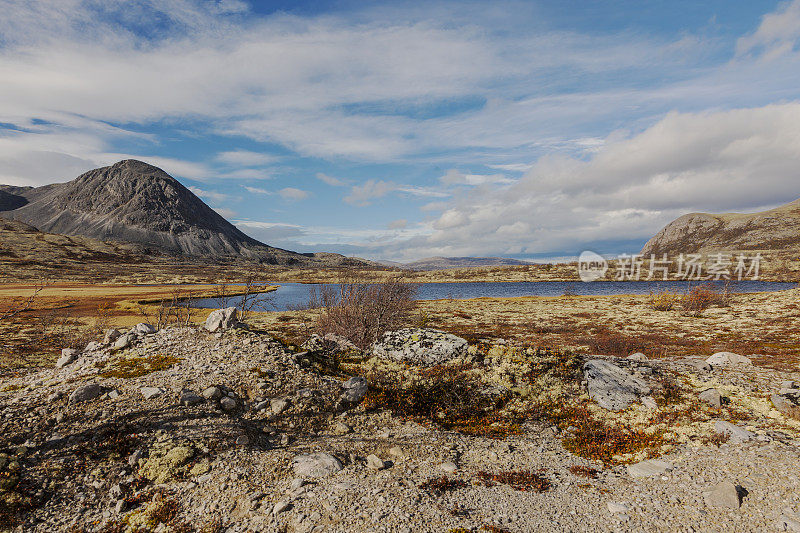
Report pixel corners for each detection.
[1,0,800,262]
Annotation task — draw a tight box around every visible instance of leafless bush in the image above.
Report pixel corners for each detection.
[311,275,417,349]
[0,282,46,320]
[139,289,198,328]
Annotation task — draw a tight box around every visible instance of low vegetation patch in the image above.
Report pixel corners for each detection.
[476,470,551,492]
[569,465,599,479]
[100,354,181,379]
[419,476,468,494]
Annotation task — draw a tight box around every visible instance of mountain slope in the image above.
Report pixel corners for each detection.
[380,256,532,271]
[0,160,358,265]
[641,199,800,256]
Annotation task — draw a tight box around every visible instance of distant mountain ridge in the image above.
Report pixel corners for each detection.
[381,256,531,271]
[641,198,800,256]
[0,160,361,266]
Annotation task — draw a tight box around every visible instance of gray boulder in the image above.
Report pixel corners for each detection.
[132,323,156,336]
[292,453,343,478]
[626,459,673,478]
[69,383,103,404]
[704,480,741,509]
[204,307,239,332]
[371,328,468,366]
[583,359,651,411]
[113,333,134,350]
[341,376,368,403]
[56,348,78,369]
[140,387,164,400]
[705,352,752,367]
[103,328,122,344]
[699,388,722,408]
[302,333,358,353]
[714,420,754,443]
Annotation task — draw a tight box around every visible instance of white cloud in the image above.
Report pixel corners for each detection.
[439,169,515,186]
[315,172,347,187]
[215,150,278,166]
[279,187,309,201]
[188,186,228,203]
[344,179,396,206]
[213,206,237,218]
[243,185,272,195]
[737,0,800,59]
[388,219,407,229]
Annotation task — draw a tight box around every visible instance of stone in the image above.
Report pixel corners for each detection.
[202,386,223,400]
[271,398,290,415]
[273,501,291,515]
[204,307,239,332]
[180,391,203,406]
[705,352,752,367]
[288,478,306,492]
[699,388,722,408]
[780,388,800,397]
[132,323,156,335]
[341,376,368,403]
[140,387,164,400]
[366,454,387,470]
[113,334,134,350]
[128,450,143,468]
[440,461,458,473]
[781,380,797,390]
[371,328,469,366]
[103,328,122,344]
[235,435,249,446]
[626,353,648,362]
[84,341,103,352]
[292,453,343,478]
[333,422,352,435]
[714,420,754,443]
[107,389,120,399]
[220,397,237,411]
[772,394,795,412]
[704,480,741,509]
[640,396,658,410]
[302,333,359,353]
[388,446,406,459]
[583,359,651,411]
[693,361,713,372]
[626,459,673,478]
[607,502,630,513]
[778,515,800,531]
[56,348,78,369]
[69,383,103,404]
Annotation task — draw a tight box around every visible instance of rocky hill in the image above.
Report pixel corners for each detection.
[0,160,360,266]
[384,256,531,271]
[641,199,800,256]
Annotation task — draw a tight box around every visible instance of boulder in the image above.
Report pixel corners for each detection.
[714,420,754,443]
[583,359,651,411]
[626,352,648,362]
[341,376,368,403]
[704,481,741,509]
[371,328,468,366]
[55,348,78,369]
[84,341,103,352]
[626,459,673,478]
[202,386,223,400]
[132,323,156,336]
[292,453,343,478]
[69,383,103,404]
[140,387,164,400]
[699,388,722,408]
[705,352,752,367]
[113,333,134,350]
[366,454,388,470]
[204,307,239,332]
[103,328,122,344]
[302,333,358,353]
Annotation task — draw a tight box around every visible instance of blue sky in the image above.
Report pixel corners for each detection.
[1,0,800,261]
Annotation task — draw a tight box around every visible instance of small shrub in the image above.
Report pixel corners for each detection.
[681,284,730,316]
[648,291,680,311]
[312,275,417,349]
[476,470,551,492]
[569,465,599,478]
[419,476,468,494]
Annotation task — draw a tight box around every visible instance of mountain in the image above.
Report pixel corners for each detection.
[641,199,800,256]
[382,256,532,271]
[0,160,360,266]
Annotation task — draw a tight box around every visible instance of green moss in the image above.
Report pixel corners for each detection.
[100,354,180,379]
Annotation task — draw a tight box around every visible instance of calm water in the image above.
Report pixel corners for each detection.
[190,280,795,312]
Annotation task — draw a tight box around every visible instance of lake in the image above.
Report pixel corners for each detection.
[190,280,796,312]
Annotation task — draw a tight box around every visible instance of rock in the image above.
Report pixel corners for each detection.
[107,389,120,399]
[302,333,358,353]
[103,328,122,344]
[292,453,343,478]
[128,450,143,468]
[704,480,741,509]
[626,459,673,478]
[235,435,249,446]
[271,398,290,415]
[705,352,752,367]
[371,328,469,366]
[640,396,658,410]
[273,500,291,515]
[333,422,352,435]
[220,397,237,411]
[202,386,223,400]
[140,387,164,400]
[583,359,651,411]
[627,353,648,362]
[113,334,134,350]
[693,360,713,372]
[56,348,78,369]
[778,515,800,531]
[69,383,103,404]
[204,307,239,332]
[84,341,103,352]
[341,376,368,403]
[132,323,156,335]
[607,502,630,513]
[772,394,795,412]
[180,391,203,406]
[288,478,306,492]
[699,388,722,408]
[714,420,754,443]
[366,454,387,470]
[780,388,800,398]
[440,461,458,473]
[781,380,797,390]
[389,446,406,459]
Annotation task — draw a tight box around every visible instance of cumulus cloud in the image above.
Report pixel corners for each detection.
[344,179,396,206]
[737,0,800,59]
[315,172,347,187]
[279,187,310,201]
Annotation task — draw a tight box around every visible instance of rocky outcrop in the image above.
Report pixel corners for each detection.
[583,359,652,411]
[204,307,239,332]
[371,328,469,366]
